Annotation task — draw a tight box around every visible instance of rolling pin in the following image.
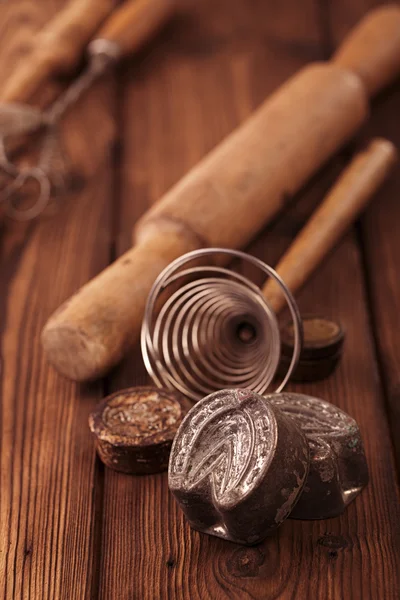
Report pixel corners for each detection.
[42,5,400,382]
[262,138,397,313]
[1,0,115,103]
[1,0,179,104]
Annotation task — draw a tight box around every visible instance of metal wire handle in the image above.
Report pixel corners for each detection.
[0,39,120,221]
[141,248,303,402]
[44,39,120,125]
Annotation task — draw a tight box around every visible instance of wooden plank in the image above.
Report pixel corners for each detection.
[100,0,399,598]
[361,94,400,466]
[99,1,322,596]
[328,0,400,468]
[0,2,116,597]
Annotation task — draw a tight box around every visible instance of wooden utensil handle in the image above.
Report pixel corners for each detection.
[333,4,400,97]
[41,6,400,383]
[1,0,115,103]
[42,62,368,382]
[262,139,397,313]
[96,0,179,58]
[42,222,198,382]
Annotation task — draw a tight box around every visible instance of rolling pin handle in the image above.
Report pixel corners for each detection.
[333,4,400,97]
[262,138,398,314]
[94,0,179,58]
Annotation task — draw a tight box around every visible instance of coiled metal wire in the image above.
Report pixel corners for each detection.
[141,248,302,402]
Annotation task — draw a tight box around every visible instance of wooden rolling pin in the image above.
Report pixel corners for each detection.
[1,0,115,103]
[262,138,397,312]
[1,0,179,104]
[42,5,400,382]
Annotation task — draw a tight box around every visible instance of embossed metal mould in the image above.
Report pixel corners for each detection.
[168,388,309,545]
[269,393,369,519]
[89,386,191,474]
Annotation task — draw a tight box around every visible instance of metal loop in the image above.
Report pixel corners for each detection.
[0,137,19,178]
[141,248,303,402]
[3,167,51,221]
[87,38,121,62]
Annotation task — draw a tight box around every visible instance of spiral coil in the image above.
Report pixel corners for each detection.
[141,248,302,402]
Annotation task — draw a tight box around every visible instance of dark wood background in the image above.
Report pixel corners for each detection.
[1,0,399,598]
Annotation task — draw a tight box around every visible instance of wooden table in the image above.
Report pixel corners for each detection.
[1,1,399,598]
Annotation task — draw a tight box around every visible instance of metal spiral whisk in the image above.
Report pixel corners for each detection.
[141,248,303,402]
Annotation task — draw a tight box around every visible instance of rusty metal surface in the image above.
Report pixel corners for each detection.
[89,386,191,474]
[270,393,369,519]
[168,388,309,545]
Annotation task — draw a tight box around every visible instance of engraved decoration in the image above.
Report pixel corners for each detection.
[169,388,276,504]
[270,393,369,519]
[101,388,183,444]
[169,388,309,545]
[89,387,190,475]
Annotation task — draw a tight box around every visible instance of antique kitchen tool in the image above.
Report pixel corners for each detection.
[260,138,397,313]
[270,393,369,519]
[169,389,368,543]
[0,0,177,220]
[89,386,191,474]
[42,5,400,382]
[168,389,310,545]
[0,0,114,104]
[140,139,395,398]
[141,248,303,402]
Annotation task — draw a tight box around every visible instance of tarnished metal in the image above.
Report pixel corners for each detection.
[278,316,345,382]
[168,388,309,545]
[270,393,369,519]
[141,248,303,402]
[89,386,191,474]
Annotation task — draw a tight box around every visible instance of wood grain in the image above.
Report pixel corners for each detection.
[0,1,116,598]
[44,0,377,383]
[262,138,397,313]
[361,95,400,467]
[99,0,400,599]
[0,0,114,103]
[330,0,400,469]
[1,0,400,598]
[42,1,400,384]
